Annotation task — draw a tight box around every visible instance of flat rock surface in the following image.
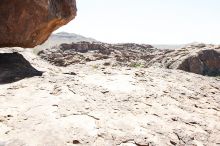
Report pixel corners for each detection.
[0,49,220,146]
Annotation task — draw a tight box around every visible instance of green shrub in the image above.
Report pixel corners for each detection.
[130,62,144,68]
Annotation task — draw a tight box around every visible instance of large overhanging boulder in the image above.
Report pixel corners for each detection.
[0,0,77,48]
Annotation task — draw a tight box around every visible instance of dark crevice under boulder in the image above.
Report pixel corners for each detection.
[0,52,43,84]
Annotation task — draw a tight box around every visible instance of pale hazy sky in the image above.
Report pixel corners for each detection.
[56,0,220,44]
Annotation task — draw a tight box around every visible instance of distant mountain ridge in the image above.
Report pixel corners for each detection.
[34,32,97,50]
[36,32,192,50]
[153,44,185,50]
[51,32,97,43]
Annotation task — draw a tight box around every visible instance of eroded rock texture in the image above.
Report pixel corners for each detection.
[38,41,220,76]
[0,0,77,48]
[0,48,220,145]
[178,49,220,76]
[147,44,220,76]
[38,41,159,67]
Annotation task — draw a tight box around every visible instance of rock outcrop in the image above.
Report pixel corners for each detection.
[0,0,77,48]
[0,52,42,84]
[147,44,220,76]
[38,42,220,76]
[38,41,160,67]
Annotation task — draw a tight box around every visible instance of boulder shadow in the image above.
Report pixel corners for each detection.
[0,52,43,84]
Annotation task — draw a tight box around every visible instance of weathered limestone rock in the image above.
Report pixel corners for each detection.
[0,0,77,48]
[0,48,220,145]
[38,41,156,67]
[147,44,220,76]
[178,49,220,76]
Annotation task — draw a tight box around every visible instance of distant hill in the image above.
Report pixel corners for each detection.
[50,32,96,43]
[35,32,186,51]
[34,32,97,50]
[152,44,185,50]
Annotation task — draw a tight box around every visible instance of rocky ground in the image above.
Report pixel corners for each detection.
[38,42,220,76]
[0,44,220,146]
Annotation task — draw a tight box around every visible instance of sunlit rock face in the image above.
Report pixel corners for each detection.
[147,44,220,76]
[0,0,77,48]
